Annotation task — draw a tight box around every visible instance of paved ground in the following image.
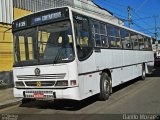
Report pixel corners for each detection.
[0,88,21,109]
[0,69,160,120]
[0,88,16,103]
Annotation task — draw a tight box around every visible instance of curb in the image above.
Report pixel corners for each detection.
[0,99,22,109]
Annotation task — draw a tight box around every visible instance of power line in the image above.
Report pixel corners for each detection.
[138,27,156,31]
[132,9,153,28]
[132,16,153,21]
[133,22,154,35]
[95,0,129,22]
[94,0,156,37]
[96,0,128,16]
[101,0,157,16]
[100,0,128,8]
[131,9,154,37]
[136,0,149,11]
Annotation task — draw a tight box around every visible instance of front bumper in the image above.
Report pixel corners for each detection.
[13,87,80,100]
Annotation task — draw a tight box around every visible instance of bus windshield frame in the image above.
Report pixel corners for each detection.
[13,20,75,67]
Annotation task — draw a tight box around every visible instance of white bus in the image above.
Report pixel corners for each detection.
[12,7,154,101]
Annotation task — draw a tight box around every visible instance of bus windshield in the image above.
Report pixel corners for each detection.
[13,21,75,66]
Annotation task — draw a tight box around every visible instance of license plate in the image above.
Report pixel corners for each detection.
[33,93,44,98]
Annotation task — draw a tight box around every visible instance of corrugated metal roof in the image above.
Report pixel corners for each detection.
[12,0,123,25]
[0,0,13,24]
[13,0,74,12]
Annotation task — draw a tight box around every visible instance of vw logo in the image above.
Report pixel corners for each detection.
[35,68,40,76]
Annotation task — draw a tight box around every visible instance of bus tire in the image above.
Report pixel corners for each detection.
[141,64,146,80]
[99,73,111,101]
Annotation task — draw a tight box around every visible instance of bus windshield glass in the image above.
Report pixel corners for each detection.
[13,21,75,66]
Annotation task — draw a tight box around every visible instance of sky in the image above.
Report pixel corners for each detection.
[93,0,160,40]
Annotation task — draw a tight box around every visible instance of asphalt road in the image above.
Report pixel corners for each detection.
[0,68,160,120]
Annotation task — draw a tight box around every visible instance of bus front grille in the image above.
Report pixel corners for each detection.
[25,81,55,87]
[17,73,66,80]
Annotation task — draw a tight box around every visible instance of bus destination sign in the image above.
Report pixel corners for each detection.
[31,11,62,25]
[15,21,26,28]
[12,7,69,31]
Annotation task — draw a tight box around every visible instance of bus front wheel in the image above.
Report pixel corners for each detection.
[99,73,111,101]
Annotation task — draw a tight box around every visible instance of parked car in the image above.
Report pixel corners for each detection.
[154,56,160,67]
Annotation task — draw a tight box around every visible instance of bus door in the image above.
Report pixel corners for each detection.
[73,13,97,95]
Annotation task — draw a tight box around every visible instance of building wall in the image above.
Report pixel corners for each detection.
[0,24,12,71]
[0,7,31,72]
[14,7,31,20]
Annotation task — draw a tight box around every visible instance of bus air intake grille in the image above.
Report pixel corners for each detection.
[25,81,55,87]
[17,73,66,80]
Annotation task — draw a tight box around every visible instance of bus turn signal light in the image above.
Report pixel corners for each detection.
[70,80,77,86]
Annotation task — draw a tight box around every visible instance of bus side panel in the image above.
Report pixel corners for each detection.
[94,49,111,69]
[78,52,100,100]
[112,50,142,87]
[95,49,124,87]
[123,50,136,66]
[145,51,154,74]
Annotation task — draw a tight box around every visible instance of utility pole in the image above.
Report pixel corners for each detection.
[154,16,159,53]
[127,6,132,28]
[154,16,158,40]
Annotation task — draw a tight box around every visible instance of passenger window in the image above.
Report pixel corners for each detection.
[107,25,122,48]
[130,32,139,50]
[144,37,152,50]
[100,23,108,47]
[92,21,108,47]
[108,25,121,48]
[121,29,132,49]
[92,21,101,47]
[138,35,144,50]
[147,38,152,51]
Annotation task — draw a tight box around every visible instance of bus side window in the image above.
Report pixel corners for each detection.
[144,37,152,50]
[139,35,145,50]
[92,21,109,48]
[121,29,132,49]
[92,21,101,47]
[100,23,108,47]
[147,38,152,51]
[131,32,139,50]
[107,25,121,48]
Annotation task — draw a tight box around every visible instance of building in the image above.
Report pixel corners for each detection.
[0,0,123,85]
[152,39,160,55]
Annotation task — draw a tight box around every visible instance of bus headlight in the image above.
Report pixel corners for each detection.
[15,81,25,87]
[55,80,68,86]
